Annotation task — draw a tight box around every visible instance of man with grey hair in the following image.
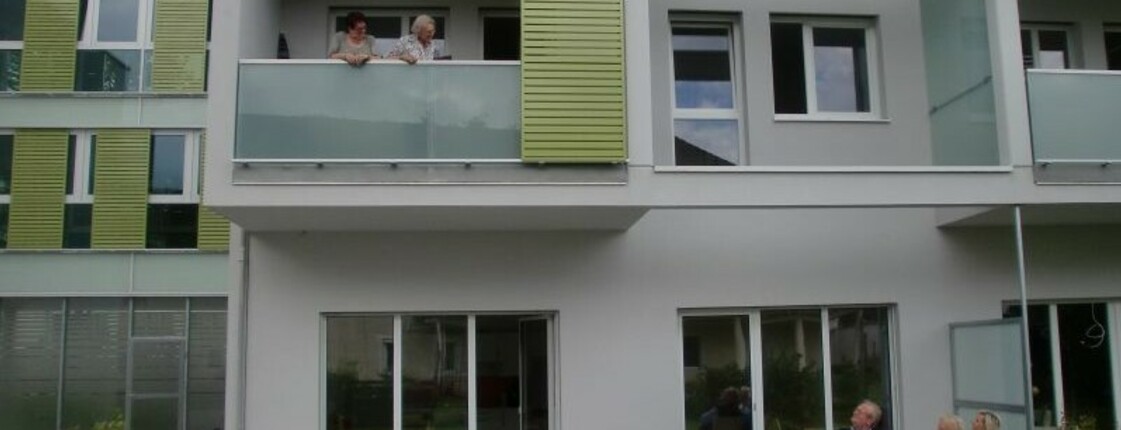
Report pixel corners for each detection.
[388,14,443,64]
[848,400,883,430]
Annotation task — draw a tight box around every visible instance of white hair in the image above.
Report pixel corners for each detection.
[937,413,964,430]
[411,14,436,34]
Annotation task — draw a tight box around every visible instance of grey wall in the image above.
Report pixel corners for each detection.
[238,208,1121,430]
[648,0,936,166]
[1018,0,1121,70]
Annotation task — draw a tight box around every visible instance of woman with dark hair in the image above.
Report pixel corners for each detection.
[328,11,378,66]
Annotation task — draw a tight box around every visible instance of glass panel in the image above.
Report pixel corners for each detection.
[1027,72,1121,161]
[813,28,869,113]
[0,134,11,194]
[0,50,20,91]
[674,119,738,166]
[326,316,394,430]
[75,50,141,91]
[149,134,185,195]
[672,26,734,109]
[132,340,183,394]
[66,135,76,195]
[1057,303,1114,429]
[187,298,226,430]
[146,204,199,249]
[829,308,891,430]
[63,204,93,249]
[483,16,520,61]
[0,298,64,430]
[921,0,1000,165]
[97,0,139,41]
[958,408,1029,430]
[771,22,807,114]
[476,316,536,430]
[62,298,129,430]
[762,309,825,430]
[89,136,96,195]
[1036,30,1069,69]
[0,204,8,248]
[133,297,186,337]
[950,320,1025,406]
[236,63,520,160]
[1107,31,1121,71]
[131,396,179,430]
[681,316,752,430]
[402,316,467,430]
[519,319,549,430]
[0,0,26,40]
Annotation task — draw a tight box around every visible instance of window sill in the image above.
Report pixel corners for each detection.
[774,114,890,124]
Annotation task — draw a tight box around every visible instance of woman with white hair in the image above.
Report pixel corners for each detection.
[388,15,443,64]
[936,413,964,430]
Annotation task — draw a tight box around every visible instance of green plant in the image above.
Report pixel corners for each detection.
[91,411,124,430]
[684,363,748,420]
[763,352,823,430]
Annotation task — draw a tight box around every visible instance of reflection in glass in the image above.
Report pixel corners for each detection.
[674,119,738,166]
[149,135,185,195]
[97,0,139,41]
[76,50,141,91]
[1057,303,1114,429]
[0,298,64,430]
[829,308,891,430]
[0,50,20,91]
[402,316,468,430]
[146,204,199,249]
[762,309,825,430]
[326,316,394,430]
[62,298,129,430]
[681,316,752,430]
[131,397,179,429]
[63,204,93,249]
[672,26,734,109]
[813,28,869,112]
[476,315,551,430]
[1004,304,1056,427]
[187,298,227,430]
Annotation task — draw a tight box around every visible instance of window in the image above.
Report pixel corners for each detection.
[0,203,8,248]
[482,9,520,61]
[147,131,200,249]
[771,17,881,119]
[0,49,18,91]
[1106,27,1120,71]
[1021,25,1073,69]
[64,132,95,249]
[1005,302,1118,429]
[330,10,447,58]
[0,132,11,196]
[0,0,26,42]
[0,297,227,430]
[681,307,895,430]
[325,313,556,430]
[671,19,742,166]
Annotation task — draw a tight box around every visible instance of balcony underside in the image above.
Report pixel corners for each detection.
[219,206,649,231]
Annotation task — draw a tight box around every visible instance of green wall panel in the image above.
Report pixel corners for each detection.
[196,133,229,250]
[7,129,68,249]
[151,0,209,92]
[92,129,150,249]
[20,0,79,91]
[521,0,626,163]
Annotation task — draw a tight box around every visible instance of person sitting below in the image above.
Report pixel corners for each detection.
[699,387,750,430]
[388,14,443,65]
[328,11,378,66]
[848,400,883,430]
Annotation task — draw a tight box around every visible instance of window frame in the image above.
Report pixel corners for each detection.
[771,16,883,121]
[148,130,200,205]
[0,129,12,204]
[1020,23,1077,70]
[669,15,746,166]
[66,131,96,204]
[77,0,165,91]
[678,306,900,430]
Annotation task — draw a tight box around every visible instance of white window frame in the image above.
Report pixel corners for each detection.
[1021,24,1076,70]
[326,9,449,56]
[678,306,900,430]
[148,130,201,204]
[66,131,96,204]
[77,0,156,91]
[772,17,883,121]
[0,129,12,204]
[669,16,747,165]
[320,312,559,430]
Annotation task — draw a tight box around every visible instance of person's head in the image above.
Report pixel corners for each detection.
[937,414,965,430]
[971,410,1001,430]
[716,387,740,415]
[850,400,883,430]
[345,11,367,37]
[411,14,436,43]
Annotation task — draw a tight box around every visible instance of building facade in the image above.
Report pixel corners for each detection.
[3,0,1121,429]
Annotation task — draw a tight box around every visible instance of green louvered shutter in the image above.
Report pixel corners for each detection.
[521,0,626,163]
[20,0,79,91]
[92,129,150,249]
[7,130,68,249]
[150,0,208,92]
[196,134,229,250]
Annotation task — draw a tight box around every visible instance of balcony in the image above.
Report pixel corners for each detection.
[1027,70,1121,184]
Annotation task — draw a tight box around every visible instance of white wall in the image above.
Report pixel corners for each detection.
[237,208,1121,430]
[1018,0,1121,70]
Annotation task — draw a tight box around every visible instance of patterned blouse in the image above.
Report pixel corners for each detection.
[387,35,442,61]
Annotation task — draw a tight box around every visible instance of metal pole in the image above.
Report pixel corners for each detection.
[1013,206,1035,427]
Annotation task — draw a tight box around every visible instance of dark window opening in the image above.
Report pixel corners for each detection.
[483,15,520,60]
[1106,31,1121,71]
[146,204,198,249]
[771,22,807,114]
[63,204,92,249]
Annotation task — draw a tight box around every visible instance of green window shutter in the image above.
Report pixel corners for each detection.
[92,129,150,249]
[151,0,208,92]
[20,0,79,91]
[196,133,229,250]
[521,0,626,163]
[7,130,68,249]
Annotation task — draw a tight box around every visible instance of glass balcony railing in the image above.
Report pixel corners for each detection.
[235,60,521,162]
[1027,70,1121,165]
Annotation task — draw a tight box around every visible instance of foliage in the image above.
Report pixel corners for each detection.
[684,363,747,420]
[1061,413,1099,430]
[763,352,824,430]
[91,411,124,430]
